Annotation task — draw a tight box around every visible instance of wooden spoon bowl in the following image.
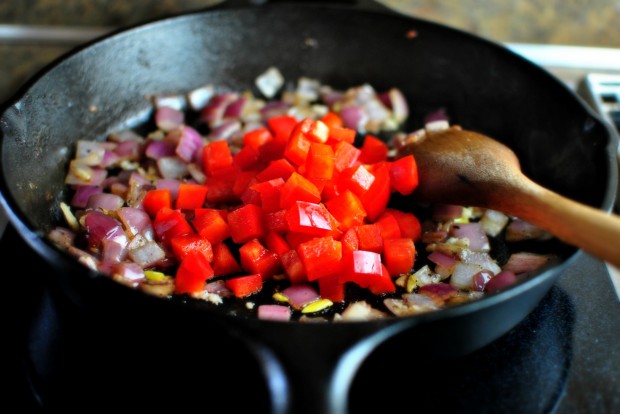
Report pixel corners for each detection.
[398,127,620,268]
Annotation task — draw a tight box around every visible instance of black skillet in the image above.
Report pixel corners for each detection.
[0,1,617,413]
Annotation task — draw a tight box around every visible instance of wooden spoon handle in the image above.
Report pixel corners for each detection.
[507,180,620,268]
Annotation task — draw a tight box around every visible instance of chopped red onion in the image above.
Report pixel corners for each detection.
[71,185,102,208]
[418,283,457,302]
[257,304,292,321]
[386,88,409,123]
[503,252,555,275]
[84,211,127,249]
[472,270,494,291]
[114,139,143,161]
[174,126,203,162]
[200,93,238,128]
[128,240,167,268]
[187,163,206,185]
[480,209,510,237]
[255,66,284,99]
[505,219,552,241]
[152,94,186,111]
[450,262,484,290]
[459,250,501,274]
[156,179,180,201]
[428,250,457,269]
[155,106,185,132]
[48,227,75,248]
[205,280,233,297]
[281,284,320,310]
[157,156,189,179]
[421,229,449,244]
[101,150,121,168]
[485,270,518,292]
[210,120,242,142]
[101,238,128,263]
[118,207,154,240]
[340,105,368,131]
[450,222,490,252]
[145,139,176,160]
[86,193,125,211]
[224,96,248,119]
[65,162,107,186]
[186,84,215,112]
[260,100,290,120]
[112,262,145,282]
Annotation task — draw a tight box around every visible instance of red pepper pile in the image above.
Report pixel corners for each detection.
[142,112,421,302]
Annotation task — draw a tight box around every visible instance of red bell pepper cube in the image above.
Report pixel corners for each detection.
[258,135,287,165]
[286,201,334,237]
[142,189,172,218]
[265,230,291,256]
[320,111,344,129]
[328,126,356,145]
[175,251,215,295]
[153,207,194,245]
[318,273,345,303]
[267,115,298,141]
[225,274,263,298]
[256,158,296,182]
[285,231,316,250]
[333,141,361,172]
[233,145,260,171]
[374,212,402,240]
[324,190,367,231]
[239,239,282,280]
[227,204,265,244]
[232,170,258,198]
[339,250,382,287]
[368,264,396,295]
[382,208,422,241]
[170,234,214,263]
[341,227,359,255]
[175,183,208,210]
[354,224,384,253]
[337,165,375,198]
[279,172,321,209]
[193,208,230,245]
[359,134,388,164]
[297,236,342,281]
[206,171,239,204]
[304,143,334,180]
[359,163,391,222]
[250,178,285,213]
[389,154,419,195]
[243,127,273,150]
[202,140,234,177]
[284,119,313,166]
[280,249,307,285]
[211,242,242,277]
[307,120,329,143]
[383,238,416,276]
[240,185,262,206]
[263,209,290,233]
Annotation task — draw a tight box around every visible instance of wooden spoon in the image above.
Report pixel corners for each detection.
[398,127,620,268]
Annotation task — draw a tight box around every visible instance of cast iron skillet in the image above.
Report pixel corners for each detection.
[0,1,617,413]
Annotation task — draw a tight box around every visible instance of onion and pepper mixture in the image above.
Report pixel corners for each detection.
[48,67,558,322]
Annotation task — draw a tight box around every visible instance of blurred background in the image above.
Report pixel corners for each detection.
[0,0,619,103]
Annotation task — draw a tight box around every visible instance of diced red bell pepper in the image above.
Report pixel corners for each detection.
[341,227,359,254]
[280,249,307,285]
[324,190,367,231]
[170,234,213,263]
[250,178,285,213]
[333,141,361,172]
[225,274,263,298]
[285,231,316,250]
[304,143,334,180]
[383,238,416,276]
[175,251,215,294]
[369,264,396,295]
[206,171,239,204]
[233,145,260,171]
[258,135,287,165]
[267,115,298,141]
[227,204,265,244]
[211,242,242,277]
[175,183,208,210]
[339,250,382,287]
[279,172,321,209]
[232,170,258,198]
[354,224,384,253]
[297,236,342,281]
[374,212,402,240]
[318,273,345,303]
[256,158,295,182]
[320,112,344,129]
[338,165,375,197]
[389,154,419,195]
[264,230,291,256]
[142,189,172,218]
[193,208,230,245]
[239,239,282,280]
[358,163,391,222]
[202,140,234,177]
[153,207,194,245]
[283,119,313,165]
[263,209,289,234]
[307,120,329,143]
[328,126,356,145]
[382,208,422,241]
[243,127,273,150]
[359,134,389,164]
[286,201,334,237]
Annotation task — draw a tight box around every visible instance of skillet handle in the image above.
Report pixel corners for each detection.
[228,319,410,414]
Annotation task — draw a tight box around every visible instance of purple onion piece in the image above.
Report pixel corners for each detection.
[145,139,176,160]
[258,304,292,321]
[155,106,185,132]
[71,185,102,208]
[175,126,203,163]
[86,193,125,211]
[485,271,518,292]
[450,222,490,252]
[281,284,320,310]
